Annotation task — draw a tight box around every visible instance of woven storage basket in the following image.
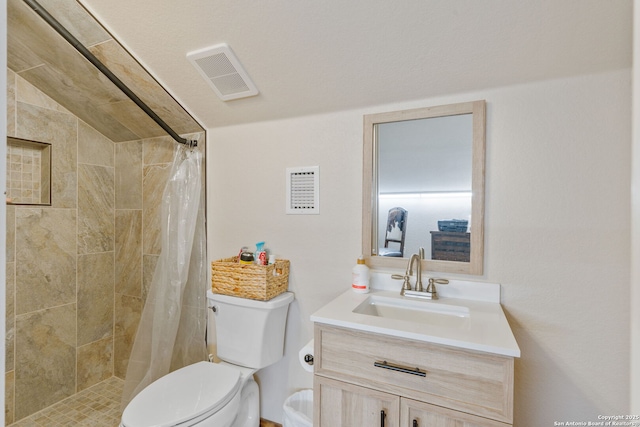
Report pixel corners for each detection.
[211,257,290,301]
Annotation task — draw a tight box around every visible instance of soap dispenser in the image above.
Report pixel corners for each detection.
[351,255,370,293]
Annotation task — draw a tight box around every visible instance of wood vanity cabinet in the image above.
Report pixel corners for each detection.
[313,324,514,427]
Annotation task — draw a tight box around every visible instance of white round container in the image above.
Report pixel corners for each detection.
[351,256,370,293]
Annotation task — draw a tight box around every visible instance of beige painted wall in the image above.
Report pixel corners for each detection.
[206,68,631,424]
[632,0,640,413]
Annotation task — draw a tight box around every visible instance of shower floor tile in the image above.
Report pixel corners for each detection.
[9,377,124,427]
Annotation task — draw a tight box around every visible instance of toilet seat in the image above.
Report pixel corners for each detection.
[121,361,241,427]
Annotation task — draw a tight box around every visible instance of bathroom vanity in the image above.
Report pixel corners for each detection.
[310,283,520,427]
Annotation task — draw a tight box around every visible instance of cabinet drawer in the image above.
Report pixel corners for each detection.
[315,324,513,423]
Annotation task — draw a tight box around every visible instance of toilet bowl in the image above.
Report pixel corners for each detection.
[120,361,253,427]
[120,291,294,427]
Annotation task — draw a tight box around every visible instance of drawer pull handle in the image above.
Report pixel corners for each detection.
[374,360,426,377]
[413,420,418,427]
[380,410,386,427]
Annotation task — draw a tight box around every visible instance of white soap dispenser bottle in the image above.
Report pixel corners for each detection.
[351,255,370,293]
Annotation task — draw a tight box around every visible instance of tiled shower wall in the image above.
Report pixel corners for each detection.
[5,69,205,424]
[6,142,45,205]
[112,130,195,379]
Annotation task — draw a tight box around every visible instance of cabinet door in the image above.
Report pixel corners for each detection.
[401,398,511,427]
[315,376,400,427]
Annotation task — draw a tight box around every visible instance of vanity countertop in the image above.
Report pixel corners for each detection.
[310,288,521,358]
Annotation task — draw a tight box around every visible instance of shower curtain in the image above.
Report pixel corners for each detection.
[121,142,208,409]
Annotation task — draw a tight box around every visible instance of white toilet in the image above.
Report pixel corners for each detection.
[120,290,294,427]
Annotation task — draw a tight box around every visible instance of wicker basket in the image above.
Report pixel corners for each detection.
[211,257,290,301]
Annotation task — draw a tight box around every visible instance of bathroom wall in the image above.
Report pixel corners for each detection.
[5,68,116,422]
[632,0,640,412]
[112,131,204,379]
[113,136,169,379]
[4,68,206,423]
[206,68,631,424]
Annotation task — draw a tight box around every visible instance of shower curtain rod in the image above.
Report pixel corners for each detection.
[22,0,197,148]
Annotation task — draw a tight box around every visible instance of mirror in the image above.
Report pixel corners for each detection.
[362,100,486,275]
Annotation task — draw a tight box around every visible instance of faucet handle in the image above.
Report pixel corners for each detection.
[391,274,412,293]
[424,278,448,300]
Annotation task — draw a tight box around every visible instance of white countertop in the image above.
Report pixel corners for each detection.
[311,285,521,358]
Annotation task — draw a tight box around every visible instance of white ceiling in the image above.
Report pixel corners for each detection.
[78,0,632,129]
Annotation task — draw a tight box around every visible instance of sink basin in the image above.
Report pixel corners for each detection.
[352,294,470,328]
[311,288,521,357]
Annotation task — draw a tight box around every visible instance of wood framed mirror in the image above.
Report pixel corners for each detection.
[362,100,486,275]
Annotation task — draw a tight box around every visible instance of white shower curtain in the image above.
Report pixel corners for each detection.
[121,142,208,409]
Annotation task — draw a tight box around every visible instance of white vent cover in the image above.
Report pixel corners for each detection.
[286,166,319,215]
[187,43,259,101]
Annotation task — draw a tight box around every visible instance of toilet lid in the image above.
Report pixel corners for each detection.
[121,361,241,427]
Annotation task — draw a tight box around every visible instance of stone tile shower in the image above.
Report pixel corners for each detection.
[5,0,205,423]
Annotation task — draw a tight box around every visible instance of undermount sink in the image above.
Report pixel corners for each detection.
[352,294,470,328]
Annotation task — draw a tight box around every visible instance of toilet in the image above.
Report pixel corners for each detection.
[120,290,294,427]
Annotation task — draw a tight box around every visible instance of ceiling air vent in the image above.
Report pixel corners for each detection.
[286,166,319,215]
[187,43,259,101]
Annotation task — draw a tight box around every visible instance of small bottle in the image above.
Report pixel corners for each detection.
[239,249,254,265]
[237,246,249,261]
[268,254,277,275]
[352,255,370,293]
[255,241,267,265]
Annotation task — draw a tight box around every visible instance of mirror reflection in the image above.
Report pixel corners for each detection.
[376,114,472,260]
[363,100,485,275]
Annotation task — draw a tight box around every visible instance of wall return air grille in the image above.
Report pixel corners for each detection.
[187,43,259,101]
[286,166,319,214]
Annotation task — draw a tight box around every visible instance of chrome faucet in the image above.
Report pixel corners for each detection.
[408,248,425,292]
[392,247,425,295]
[392,247,450,299]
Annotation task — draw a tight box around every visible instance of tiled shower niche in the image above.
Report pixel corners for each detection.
[6,137,51,205]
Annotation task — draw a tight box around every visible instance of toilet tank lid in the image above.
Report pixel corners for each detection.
[207,290,294,309]
[121,361,241,427]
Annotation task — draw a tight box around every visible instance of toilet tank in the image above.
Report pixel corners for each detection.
[207,290,294,369]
